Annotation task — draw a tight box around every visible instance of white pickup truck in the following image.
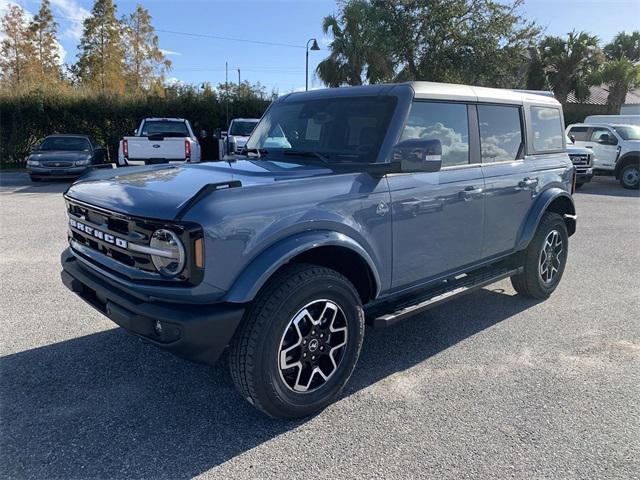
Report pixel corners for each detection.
[118,118,201,166]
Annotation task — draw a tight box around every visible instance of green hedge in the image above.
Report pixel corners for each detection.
[0,91,270,165]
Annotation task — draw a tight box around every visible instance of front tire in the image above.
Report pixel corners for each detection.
[511,212,568,299]
[229,264,364,419]
[619,163,640,189]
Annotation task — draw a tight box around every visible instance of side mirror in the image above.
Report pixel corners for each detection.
[221,131,228,137]
[569,134,576,143]
[599,134,617,145]
[134,128,138,135]
[212,128,222,140]
[393,139,442,173]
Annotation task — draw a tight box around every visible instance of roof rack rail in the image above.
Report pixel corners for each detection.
[512,89,555,98]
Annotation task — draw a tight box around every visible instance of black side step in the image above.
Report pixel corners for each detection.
[368,266,522,328]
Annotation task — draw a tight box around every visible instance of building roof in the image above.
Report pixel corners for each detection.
[567,85,640,105]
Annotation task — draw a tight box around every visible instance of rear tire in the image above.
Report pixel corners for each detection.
[229,263,364,419]
[511,212,568,299]
[619,163,640,189]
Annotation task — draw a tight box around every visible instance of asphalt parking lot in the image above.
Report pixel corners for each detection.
[0,172,638,479]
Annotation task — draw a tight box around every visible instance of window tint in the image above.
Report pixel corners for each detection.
[40,136,91,151]
[531,106,563,151]
[247,96,396,162]
[568,126,589,141]
[140,121,189,137]
[400,102,469,167]
[477,105,523,162]
[590,127,614,142]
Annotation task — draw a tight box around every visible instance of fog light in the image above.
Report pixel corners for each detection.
[154,320,163,336]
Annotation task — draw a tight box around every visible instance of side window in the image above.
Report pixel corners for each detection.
[477,105,523,162]
[590,127,613,143]
[531,106,563,152]
[400,102,469,167]
[568,126,589,141]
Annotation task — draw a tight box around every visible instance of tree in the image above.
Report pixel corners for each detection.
[604,31,640,62]
[368,0,540,88]
[316,0,394,87]
[599,31,640,113]
[538,31,602,105]
[74,0,126,94]
[122,5,170,92]
[29,0,62,84]
[0,4,35,88]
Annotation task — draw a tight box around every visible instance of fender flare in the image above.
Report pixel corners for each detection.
[515,188,576,251]
[223,230,381,304]
[614,151,640,178]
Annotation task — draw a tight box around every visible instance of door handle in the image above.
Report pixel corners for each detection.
[585,146,593,149]
[518,177,538,188]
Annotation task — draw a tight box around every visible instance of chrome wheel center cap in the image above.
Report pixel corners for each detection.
[308,339,319,353]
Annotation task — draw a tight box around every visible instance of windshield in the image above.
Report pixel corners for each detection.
[230,120,258,136]
[140,120,189,137]
[613,125,640,140]
[40,137,90,151]
[246,96,397,163]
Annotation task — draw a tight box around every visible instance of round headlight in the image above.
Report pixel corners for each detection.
[150,229,185,277]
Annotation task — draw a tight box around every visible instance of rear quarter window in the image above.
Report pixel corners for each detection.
[530,106,564,152]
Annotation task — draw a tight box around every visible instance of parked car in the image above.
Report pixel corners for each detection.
[118,118,201,166]
[61,82,577,418]
[566,122,640,189]
[26,134,110,182]
[566,135,594,189]
[224,118,259,154]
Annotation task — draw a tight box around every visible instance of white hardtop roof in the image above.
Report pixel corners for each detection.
[409,81,560,106]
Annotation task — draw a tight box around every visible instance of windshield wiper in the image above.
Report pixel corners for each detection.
[282,150,330,164]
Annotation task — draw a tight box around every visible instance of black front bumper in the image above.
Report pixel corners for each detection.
[61,248,244,365]
[575,168,594,184]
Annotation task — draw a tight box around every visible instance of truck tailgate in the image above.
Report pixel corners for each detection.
[125,137,188,160]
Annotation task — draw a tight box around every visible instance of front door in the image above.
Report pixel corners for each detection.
[585,127,619,171]
[388,101,485,289]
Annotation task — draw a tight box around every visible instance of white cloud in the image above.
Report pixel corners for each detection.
[160,48,182,56]
[49,0,90,40]
[165,77,183,86]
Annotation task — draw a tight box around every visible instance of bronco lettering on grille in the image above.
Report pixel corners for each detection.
[69,218,128,248]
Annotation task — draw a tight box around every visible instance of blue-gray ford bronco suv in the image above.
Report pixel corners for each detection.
[61,82,577,418]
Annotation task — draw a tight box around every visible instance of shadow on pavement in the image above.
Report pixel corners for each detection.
[1,287,539,479]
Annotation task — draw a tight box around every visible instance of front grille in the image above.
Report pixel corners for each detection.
[569,154,591,174]
[43,161,74,167]
[65,197,203,285]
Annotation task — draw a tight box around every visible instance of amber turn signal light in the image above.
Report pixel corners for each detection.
[194,238,204,268]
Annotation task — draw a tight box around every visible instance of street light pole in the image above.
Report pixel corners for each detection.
[306,38,320,91]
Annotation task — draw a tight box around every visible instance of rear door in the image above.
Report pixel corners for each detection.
[387,101,485,289]
[478,103,535,258]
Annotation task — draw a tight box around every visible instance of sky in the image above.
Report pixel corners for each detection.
[2,0,640,94]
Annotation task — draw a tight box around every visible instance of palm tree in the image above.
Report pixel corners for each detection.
[316,1,393,87]
[598,32,640,113]
[539,31,603,105]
